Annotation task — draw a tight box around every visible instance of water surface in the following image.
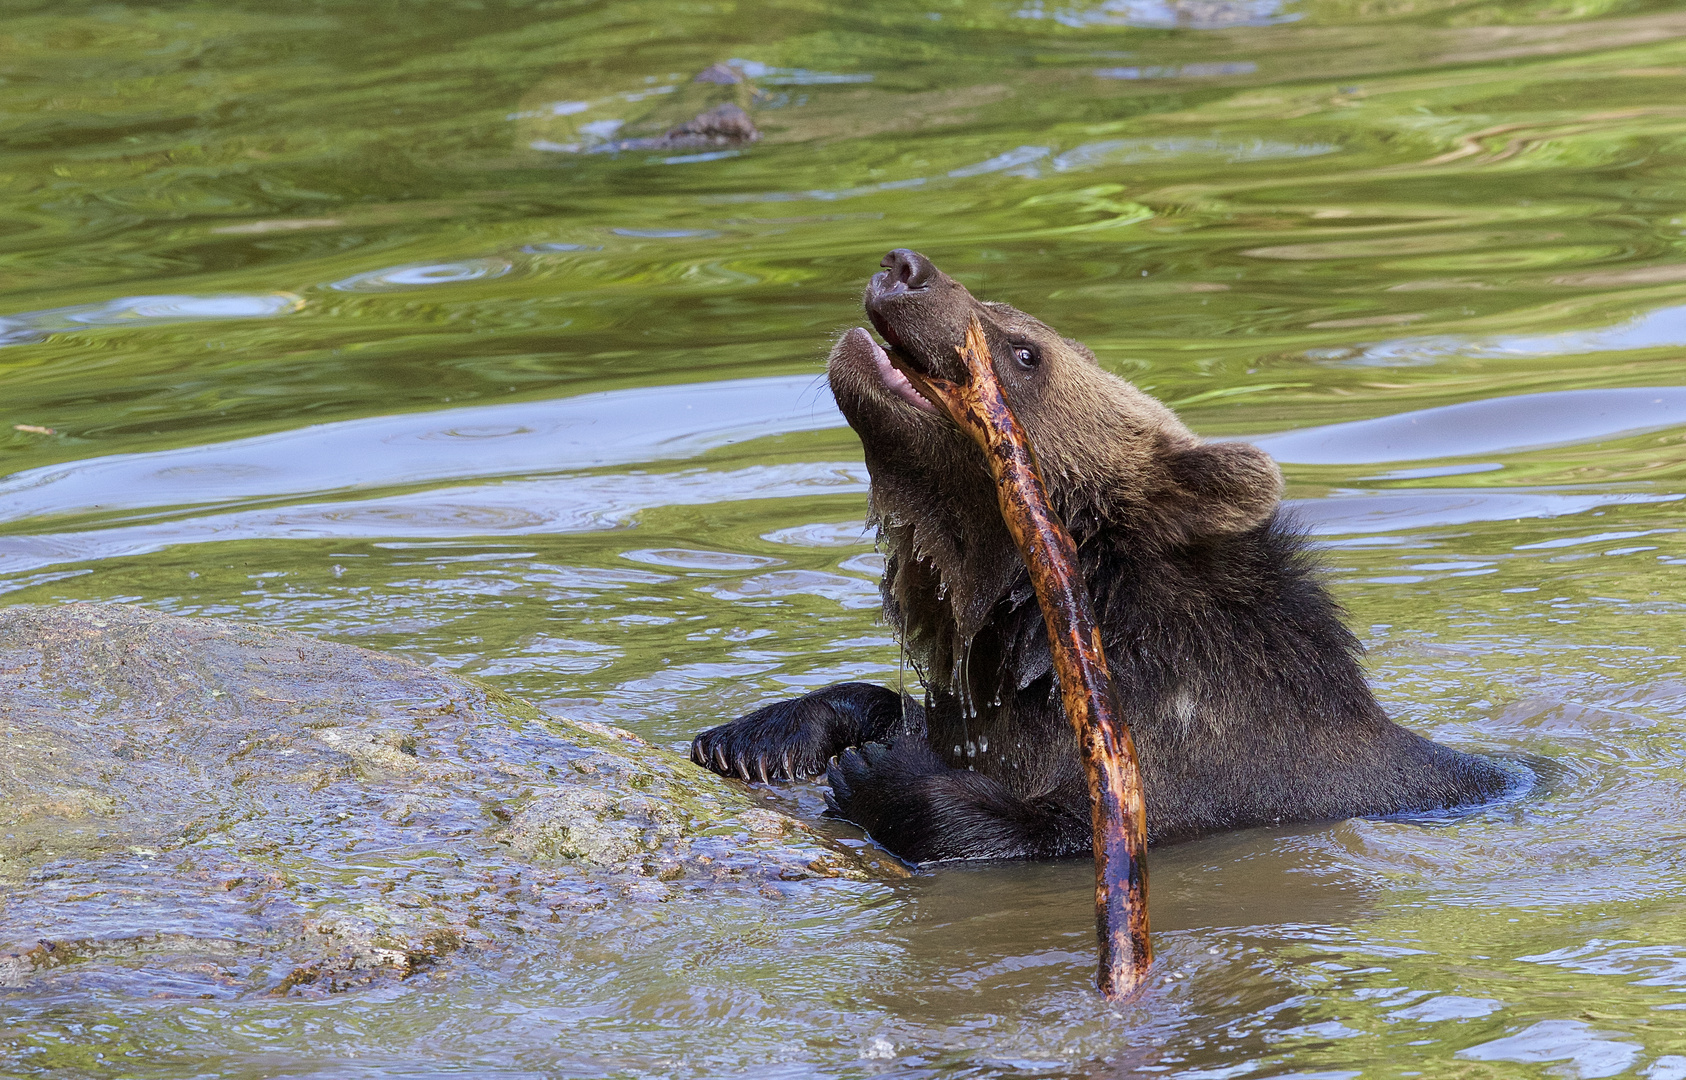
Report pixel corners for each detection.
[6,1,1686,1076]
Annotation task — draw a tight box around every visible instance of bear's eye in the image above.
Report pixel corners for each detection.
[1012,345,1040,369]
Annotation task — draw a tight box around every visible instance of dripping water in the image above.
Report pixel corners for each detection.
[897,634,908,733]
[959,636,975,769]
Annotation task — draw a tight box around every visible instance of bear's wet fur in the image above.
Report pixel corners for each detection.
[692,249,1516,864]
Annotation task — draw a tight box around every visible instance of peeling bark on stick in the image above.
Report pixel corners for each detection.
[894,315,1152,1000]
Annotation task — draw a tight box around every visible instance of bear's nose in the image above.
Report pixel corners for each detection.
[881,249,934,290]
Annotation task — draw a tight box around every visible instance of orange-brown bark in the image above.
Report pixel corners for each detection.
[894,315,1151,999]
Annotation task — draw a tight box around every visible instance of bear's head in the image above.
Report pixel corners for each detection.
[827,249,1283,690]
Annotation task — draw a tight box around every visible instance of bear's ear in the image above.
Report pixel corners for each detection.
[1155,440,1283,538]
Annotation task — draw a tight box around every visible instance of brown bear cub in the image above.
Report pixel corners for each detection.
[692,249,1514,864]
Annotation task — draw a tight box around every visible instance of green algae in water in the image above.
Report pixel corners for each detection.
[6,0,1686,1076]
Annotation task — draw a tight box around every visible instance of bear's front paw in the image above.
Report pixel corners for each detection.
[824,738,943,846]
[825,738,1078,864]
[690,722,801,783]
[689,699,832,783]
[823,742,894,833]
[691,682,906,784]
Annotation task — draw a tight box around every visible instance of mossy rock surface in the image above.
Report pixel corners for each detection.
[0,603,899,998]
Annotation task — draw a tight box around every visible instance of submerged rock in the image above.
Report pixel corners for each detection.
[0,603,899,998]
[626,101,761,151]
[593,102,762,155]
[523,63,763,155]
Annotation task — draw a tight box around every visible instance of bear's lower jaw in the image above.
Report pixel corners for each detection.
[836,326,940,414]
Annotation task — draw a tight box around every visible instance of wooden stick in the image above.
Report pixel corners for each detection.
[894,315,1152,999]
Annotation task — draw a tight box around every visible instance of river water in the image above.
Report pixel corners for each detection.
[5,1,1686,1076]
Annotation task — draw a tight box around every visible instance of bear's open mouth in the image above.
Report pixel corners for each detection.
[855,327,940,414]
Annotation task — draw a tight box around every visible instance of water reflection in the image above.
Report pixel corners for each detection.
[1094,62,1259,79]
[609,228,721,239]
[6,372,1686,580]
[726,59,874,85]
[761,521,875,547]
[18,370,1686,534]
[622,547,783,571]
[0,376,839,525]
[1321,303,1686,368]
[1387,995,1502,1021]
[0,293,301,346]
[1050,137,1337,172]
[1457,1020,1641,1077]
[948,146,1051,178]
[1020,0,1296,29]
[0,463,869,577]
[1252,387,1686,464]
[1290,488,1683,535]
[330,258,513,292]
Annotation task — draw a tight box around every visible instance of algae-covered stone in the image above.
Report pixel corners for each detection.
[0,603,899,998]
[515,63,763,155]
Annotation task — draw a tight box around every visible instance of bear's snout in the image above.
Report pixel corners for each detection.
[863,249,979,383]
[879,248,935,292]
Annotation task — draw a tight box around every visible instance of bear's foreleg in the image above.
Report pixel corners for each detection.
[691,682,918,782]
[825,738,1091,864]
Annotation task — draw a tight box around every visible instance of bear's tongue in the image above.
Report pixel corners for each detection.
[861,328,939,413]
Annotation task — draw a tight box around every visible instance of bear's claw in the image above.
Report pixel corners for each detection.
[691,724,818,784]
[690,682,908,785]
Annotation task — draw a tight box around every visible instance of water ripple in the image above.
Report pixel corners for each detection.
[0,463,871,578]
[1253,387,1686,464]
[0,375,841,526]
[1051,137,1337,172]
[1318,303,1686,368]
[0,293,301,346]
[329,259,513,292]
